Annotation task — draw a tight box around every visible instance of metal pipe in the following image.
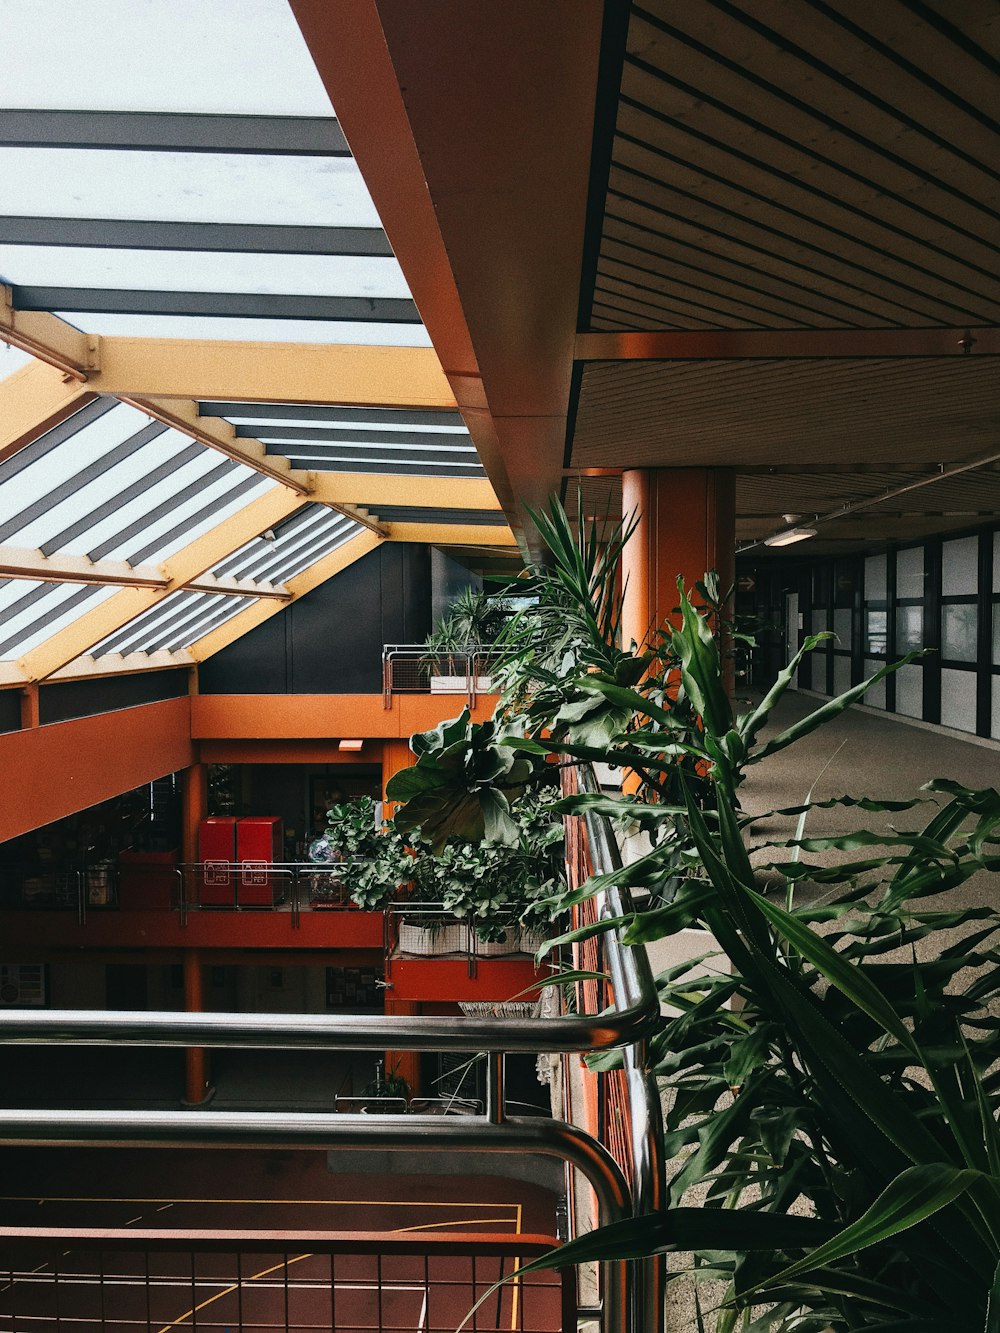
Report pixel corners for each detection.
[0,1108,629,1333]
[580,766,667,1333]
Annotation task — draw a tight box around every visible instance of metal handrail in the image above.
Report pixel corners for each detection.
[0,765,663,1331]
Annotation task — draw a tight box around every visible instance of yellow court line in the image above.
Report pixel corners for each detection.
[156,1253,312,1333]
[0,1194,518,1210]
[392,1218,520,1233]
[512,1203,523,1332]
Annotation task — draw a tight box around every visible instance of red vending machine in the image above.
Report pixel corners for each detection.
[198,817,237,907]
[236,817,283,908]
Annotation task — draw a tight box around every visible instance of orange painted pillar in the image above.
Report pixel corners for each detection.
[621,468,736,654]
[181,763,207,864]
[382,738,412,817]
[182,948,211,1106]
[384,996,421,1097]
[19,684,39,729]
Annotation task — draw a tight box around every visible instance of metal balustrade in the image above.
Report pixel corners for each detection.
[0,767,665,1333]
[381,644,502,708]
[0,1229,574,1332]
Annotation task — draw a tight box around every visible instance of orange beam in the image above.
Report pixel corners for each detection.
[197,740,385,765]
[190,693,498,741]
[291,0,605,551]
[0,361,95,465]
[575,328,1000,360]
[0,697,194,843]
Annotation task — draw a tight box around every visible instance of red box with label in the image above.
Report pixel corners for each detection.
[236,816,283,907]
[198,817,237,907]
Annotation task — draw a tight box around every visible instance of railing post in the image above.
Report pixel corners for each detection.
[486,1052,505,1124]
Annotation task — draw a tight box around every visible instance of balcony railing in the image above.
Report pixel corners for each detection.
[0,765,665,1333]
[381,643,503,707]
[0,1228,574,1333]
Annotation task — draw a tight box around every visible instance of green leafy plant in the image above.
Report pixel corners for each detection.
[391,497,1000,1331]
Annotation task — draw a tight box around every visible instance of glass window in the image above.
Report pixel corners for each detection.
[941,535,980,597]
[993,677,1000,741]
[941,604,978,662]
[865,610,888,655]
[864,553,887,602]
[940,668,977,734]
[863,661,886,709]
[833,608,852,649]
[993,602,1000,666]
[896,606,924,652]
[895,664,923,719]
[993,533,1000,594]
[895,546,924,601]
[810,609,828,640]
[832,654,851,696]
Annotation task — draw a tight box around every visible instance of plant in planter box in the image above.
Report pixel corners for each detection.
[423,586,513,690]
[389,497,1000,1332]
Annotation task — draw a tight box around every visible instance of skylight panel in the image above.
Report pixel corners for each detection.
[54,446,245,559]
[210,507,334,579]
[0,0,333,116]
[0,151,380,227]
[118,475,276,568]
[0,402,160,537]
[55,313,433,347]
[224,416,470,434]
[0,346,33,382]
[0,581,114,661]
[0,248,412,301]
[244,517,359,584]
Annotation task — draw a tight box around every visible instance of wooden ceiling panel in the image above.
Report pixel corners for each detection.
[572,358,1000,468]
[591,3,1000,331]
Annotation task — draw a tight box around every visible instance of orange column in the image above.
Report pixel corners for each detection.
[19,684,39,729]
[383,996,421,1097]
[181,762,207,864]
[621,468,736,654]
[382,739,412,817]
[182,948,211,1106]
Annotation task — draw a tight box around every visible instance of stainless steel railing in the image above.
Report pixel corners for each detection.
[0,765,664,1332]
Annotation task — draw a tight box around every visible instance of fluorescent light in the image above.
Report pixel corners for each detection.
[764,526,818,548]
[338,739,364,752]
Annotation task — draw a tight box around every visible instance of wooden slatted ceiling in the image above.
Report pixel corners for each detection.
[571,358,1000,468]
[591,1,1000,332]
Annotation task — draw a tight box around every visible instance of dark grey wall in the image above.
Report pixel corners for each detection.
[38,669,189,725]
[198,544,433,695]
[0,689,21,734]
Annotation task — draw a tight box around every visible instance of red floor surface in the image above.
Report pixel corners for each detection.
[0,1148,564,1332]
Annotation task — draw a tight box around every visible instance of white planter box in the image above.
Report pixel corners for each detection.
[398,919,469,956]
[475,925,521,957]
[519,927,548,956]
[429,675,494,693]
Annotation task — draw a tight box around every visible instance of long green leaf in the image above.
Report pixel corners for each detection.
[751,1163,981,1290]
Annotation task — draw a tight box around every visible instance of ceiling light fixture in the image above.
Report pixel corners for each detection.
[764,525,818,548]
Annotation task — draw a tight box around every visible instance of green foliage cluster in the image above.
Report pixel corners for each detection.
[391,497,1000,1331]
[318,792,563,942]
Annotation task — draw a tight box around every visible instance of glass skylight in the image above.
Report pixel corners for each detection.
[0,346,33,383]
[0,248,412,301]
[56,314,433,348]
[0,0,333,116]
[92,590,255,659]
[0,580,116,662]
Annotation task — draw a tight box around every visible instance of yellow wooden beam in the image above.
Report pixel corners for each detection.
[0,546,165,588]
[17,487,307,683]
[310,472,501,510]
[47,649,195,682]
[0,360,96,464]
[386,522,515,546]
[0,289,98,380]
[191,528,384,661]
[93,337,455,408]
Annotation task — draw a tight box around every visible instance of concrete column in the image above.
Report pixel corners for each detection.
[621,468,736,654]
[182,948,211,1106]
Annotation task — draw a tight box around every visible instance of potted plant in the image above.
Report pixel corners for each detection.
[422,586,512,693]
[359,1058,410,1113]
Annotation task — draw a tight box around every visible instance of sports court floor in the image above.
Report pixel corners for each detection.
[0,1147,563,1332]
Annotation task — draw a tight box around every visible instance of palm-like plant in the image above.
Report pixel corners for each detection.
[392,498,1000,1331]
